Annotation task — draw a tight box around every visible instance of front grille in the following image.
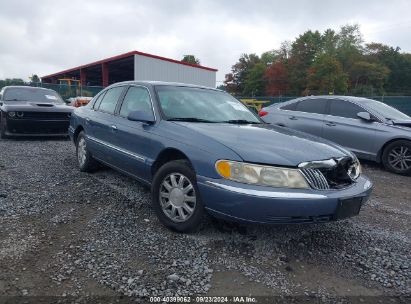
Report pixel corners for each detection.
[300,157,356,190]
[301,168,330,190]
[15,112,70,120]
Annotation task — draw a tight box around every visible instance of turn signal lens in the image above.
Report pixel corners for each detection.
[216,160,231,178]
[258,110,268,117]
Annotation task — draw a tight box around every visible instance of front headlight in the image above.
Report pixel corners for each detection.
[215,160,310,189]
[348,159,361,180]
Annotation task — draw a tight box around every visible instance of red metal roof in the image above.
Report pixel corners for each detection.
[42,50,218,79]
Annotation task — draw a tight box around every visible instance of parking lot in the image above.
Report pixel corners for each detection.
[0,138,410,302]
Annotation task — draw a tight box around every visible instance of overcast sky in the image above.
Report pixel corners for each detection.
[0,0,410,83]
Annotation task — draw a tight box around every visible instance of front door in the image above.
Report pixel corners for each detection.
[112,85,158,182]
[322,99,377,159]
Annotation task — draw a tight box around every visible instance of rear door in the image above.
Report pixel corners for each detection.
[322,99,377,159]
[280,98,327,137]
[112,85,158,182]
[86,86,126,164]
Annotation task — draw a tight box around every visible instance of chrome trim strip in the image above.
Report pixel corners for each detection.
[87,135,145,162]
[205,181,327,199]
[298,158,337,169]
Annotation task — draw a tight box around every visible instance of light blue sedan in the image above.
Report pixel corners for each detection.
[69,83,372,232]
[260,96,411,175]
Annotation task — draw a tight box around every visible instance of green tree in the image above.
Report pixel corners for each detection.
[336,24,363,72]
[224,53,260,95]
[321,29,339,56]
[30,74,40,83]
[350,61,390,95]
[0,78,25,90]
[181,55,201,65]
[288,30,323,94]
[307,54,348,95]
[364,43,411,94]
[243,63,266,96]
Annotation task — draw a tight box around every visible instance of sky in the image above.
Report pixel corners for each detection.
[0,0,410,83]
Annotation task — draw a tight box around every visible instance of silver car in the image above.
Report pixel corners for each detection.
[260,96,411,175]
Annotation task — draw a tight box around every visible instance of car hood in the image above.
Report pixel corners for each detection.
[2,101,73,113]
[175,122,351,167]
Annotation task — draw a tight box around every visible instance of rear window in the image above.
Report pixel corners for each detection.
[295,99,327,114]
[281,102,297,111]
[4,87,63,103]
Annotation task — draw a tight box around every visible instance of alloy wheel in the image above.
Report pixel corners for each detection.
[159,173,196,223]
[388,145,411,171]
[77,137,87,167]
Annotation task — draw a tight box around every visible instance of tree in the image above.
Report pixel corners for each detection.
[0,78,25,90]
[288,30,323,94]
[307,54,348,95]
[181,55,200,65]
[350,61,390,95]
[224,53,260,95]
[364,43,411,94]
[243,63,266,96]
[321,29,339,56]
[30,74,40,83]
[265,61,289,96]
[336,24,363,72]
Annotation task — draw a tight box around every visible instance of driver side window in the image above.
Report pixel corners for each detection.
[329,100,364,119]
[119,86,153,118]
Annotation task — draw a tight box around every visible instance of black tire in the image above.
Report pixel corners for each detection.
[151,160,205,233]
[76,131,98,172]
[0,112,8,139]
[382,140,411,175]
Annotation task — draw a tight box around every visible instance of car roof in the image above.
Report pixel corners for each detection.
[106,81,222,92]
[2,85,57,93]
[278,95,377,106]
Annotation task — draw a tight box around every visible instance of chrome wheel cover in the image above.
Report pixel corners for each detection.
[77,137,87,167]
[159,173,196,223]
[388,145,411,171]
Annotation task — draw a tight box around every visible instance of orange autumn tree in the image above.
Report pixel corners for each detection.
[265,61,289,96]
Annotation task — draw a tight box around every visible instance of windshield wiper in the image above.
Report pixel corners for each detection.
[223,119,261,124]
[167,117,216,123]
[5,99,27,101]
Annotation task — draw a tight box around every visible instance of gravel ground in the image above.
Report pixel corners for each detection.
[0,138,410,303]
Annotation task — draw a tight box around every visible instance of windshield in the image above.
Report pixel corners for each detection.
[361,98,410,120]
[4,88,64,104]
[155,86,261,123]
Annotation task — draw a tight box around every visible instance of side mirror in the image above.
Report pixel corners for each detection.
[357,111,372,121]
[127,111,155,124]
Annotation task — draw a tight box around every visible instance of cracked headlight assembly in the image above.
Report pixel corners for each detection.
[215,160,310,189]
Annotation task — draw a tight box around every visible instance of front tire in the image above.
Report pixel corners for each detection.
[151,160,205,232]
[382,140,411,175]
[76,131,98,172]
[0,112,8,139]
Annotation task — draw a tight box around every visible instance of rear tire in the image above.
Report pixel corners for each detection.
[76,131,98,172]
[151,160,205,233]
[382,140,411,175]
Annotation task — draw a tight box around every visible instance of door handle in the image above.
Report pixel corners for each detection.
[326,122,337,127]
[289,116,298,120]
[111,125,118,132]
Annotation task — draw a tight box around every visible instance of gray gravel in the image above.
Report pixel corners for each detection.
[0,138,410,302]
